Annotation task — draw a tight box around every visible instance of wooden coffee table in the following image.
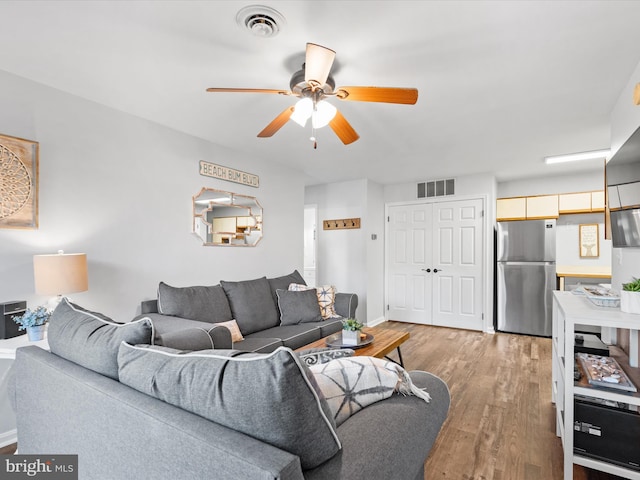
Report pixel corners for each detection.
[297,326,409,367]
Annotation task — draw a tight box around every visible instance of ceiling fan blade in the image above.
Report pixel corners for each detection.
[257,107,294,138]
[206,88,291,95]
[329,110,359,145]
[336,86,418,105]
[304,43,336,87]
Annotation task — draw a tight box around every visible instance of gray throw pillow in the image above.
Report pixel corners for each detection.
[276,288,323,325]
[47,298,153,380]
[268,270,306,305]
[220,277,279,335]
[118,343,341,469]
[157,282,233,324]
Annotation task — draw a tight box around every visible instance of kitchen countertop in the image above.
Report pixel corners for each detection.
[556,265,612,278]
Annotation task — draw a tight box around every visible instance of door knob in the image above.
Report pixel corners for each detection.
[433,268,441,273]
[421,268,431,272]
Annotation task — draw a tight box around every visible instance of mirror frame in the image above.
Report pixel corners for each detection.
[192,187,263,247]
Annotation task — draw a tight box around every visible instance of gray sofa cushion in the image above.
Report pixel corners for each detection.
[47,298,153,380]
[229,336,283,353]
[268,270,306,305]
[157,282,233,324]
[118,343,341,469]
[319,318,344,337]
[220,277,279,335]
[246,324,323,350]
[276,289,323,325]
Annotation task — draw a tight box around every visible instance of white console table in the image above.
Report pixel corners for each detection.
[0,334,49,447]
[552,291,640,480]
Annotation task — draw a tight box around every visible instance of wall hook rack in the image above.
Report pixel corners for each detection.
[323,217,361,230]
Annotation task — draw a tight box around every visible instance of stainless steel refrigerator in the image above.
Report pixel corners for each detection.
[496,219,556,337]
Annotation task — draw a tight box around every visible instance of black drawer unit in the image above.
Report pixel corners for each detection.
[574,396,640,472]
[1,301,26,340]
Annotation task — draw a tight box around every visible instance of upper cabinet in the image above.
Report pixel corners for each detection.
[558,191,605,214]
[591,191,605,211]
[526,194,559,219]
[558,192,591,213]
[497,191,604,221]
[496,197,526,220]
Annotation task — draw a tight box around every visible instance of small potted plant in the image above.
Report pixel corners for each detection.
[13,306,50,341]
[621,277,640,314]
[341,318,364,346]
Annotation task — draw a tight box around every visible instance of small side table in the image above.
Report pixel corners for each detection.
[0,333,50,447]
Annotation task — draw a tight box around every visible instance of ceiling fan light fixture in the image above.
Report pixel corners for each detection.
[291,98,313,127]
[312,101,337,129]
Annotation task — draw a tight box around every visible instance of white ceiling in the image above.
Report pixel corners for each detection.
[1,1,640,186]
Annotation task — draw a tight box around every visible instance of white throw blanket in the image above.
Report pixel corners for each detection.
[309,356,431,426]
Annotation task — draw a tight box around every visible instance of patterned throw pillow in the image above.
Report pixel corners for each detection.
[289,283,341,319]
[309,356,432,427]
[216,319,244,343]
[297,347,355,366]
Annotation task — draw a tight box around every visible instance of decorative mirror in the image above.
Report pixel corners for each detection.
[193,188,263,246]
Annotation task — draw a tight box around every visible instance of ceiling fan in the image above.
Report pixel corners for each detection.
[207,43,418,147]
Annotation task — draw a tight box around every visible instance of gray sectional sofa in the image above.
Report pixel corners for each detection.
[12,345,450,480]
[139,271,358,352]
[10,293,451,480]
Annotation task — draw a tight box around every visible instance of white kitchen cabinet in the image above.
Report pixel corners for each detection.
[552,291,640,479]
[590,191,605,212]
[496,197,526,220]
[526,194,559,219]
[559,192,592,214]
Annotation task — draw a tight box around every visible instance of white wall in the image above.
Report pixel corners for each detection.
[366,181,385,325]
[610,58,640,292]
[305,179,369,323]
[556,214,611,267]
[0,70,305,321]
[497,170,604,198]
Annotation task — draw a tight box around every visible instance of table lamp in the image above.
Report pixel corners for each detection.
[33,250,88,311]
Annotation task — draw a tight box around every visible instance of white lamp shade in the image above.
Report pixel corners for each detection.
[312,101,337,129]
[34,253,88,296]
[304,43,336,87]
[290,98,313,127]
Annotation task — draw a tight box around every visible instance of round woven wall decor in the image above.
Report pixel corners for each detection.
[0,143,32,219]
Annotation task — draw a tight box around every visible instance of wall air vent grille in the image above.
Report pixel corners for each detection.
[417,179,455,198]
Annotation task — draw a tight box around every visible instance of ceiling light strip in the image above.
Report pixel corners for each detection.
[544,149,610,165]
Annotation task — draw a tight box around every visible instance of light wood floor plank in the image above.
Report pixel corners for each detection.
[381,321,623,480]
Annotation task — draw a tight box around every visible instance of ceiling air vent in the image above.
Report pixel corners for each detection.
[417,178,455,198]
[236,5,286,38]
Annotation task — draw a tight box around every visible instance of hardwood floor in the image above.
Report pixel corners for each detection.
[0,443,16,454]
[381,321,623,480]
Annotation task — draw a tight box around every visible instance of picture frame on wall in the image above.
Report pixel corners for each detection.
[579,223,599,258]
[0,133,39,229]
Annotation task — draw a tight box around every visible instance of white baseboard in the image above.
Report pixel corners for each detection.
[367,316,387,327]
[0,428,17,448]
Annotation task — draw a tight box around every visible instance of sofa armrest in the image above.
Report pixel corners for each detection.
[157,326,233,351]
[334,293,358,318]
[141,299,159,314]
[135,313,233,350]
